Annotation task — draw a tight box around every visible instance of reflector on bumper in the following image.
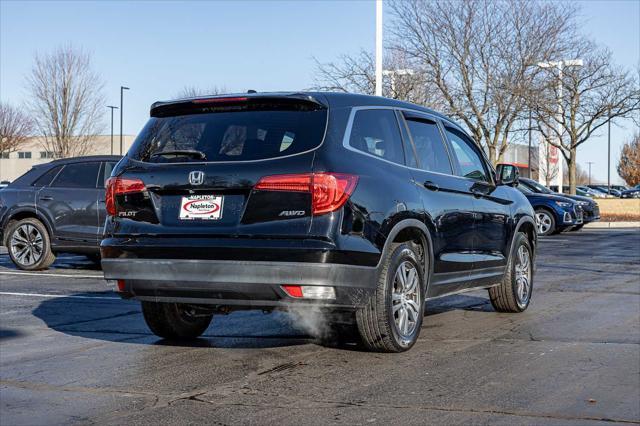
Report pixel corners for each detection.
[281,285,336,300]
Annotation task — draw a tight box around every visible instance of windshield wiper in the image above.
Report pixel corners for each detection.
[150,150,207,160]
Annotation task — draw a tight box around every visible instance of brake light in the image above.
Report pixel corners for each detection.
[192,97,248,104]
[105,177,146,216]
[255,173,358,215]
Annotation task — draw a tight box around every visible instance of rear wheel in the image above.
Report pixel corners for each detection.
[6,218,55,271]
[356,242,425,352]
[489,233,533,313]
[534,209,556,236]
[141,302,213,340]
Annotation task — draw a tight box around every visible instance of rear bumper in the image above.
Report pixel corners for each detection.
[101,258,377,309]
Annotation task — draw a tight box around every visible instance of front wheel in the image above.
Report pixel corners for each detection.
[489,233,533,313]
[356,242,425,352]
[141,302,213,340]
[535,209,556,236]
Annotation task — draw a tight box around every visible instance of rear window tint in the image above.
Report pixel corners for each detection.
[130,106,327,163]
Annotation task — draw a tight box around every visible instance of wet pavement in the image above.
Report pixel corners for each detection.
[1,229,639,425]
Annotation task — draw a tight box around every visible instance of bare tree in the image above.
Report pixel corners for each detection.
[531,41,640,194]
[311,49,444,108]
[618,132,640,187]
[174,85,226,99]
[0,103,34,154]
[26,46,105,158]
[389,0,575,165]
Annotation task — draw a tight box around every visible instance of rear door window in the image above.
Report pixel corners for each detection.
[51,163,101,189]
[131,102,327,163]
[348,109,405,165]
[404,117,453,175]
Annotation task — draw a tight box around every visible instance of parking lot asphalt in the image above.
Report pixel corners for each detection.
[1,228,639,425]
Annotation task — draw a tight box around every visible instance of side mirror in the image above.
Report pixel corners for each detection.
[496,163,519,187]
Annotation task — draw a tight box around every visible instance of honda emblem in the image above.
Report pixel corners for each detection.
[189,171,205,186]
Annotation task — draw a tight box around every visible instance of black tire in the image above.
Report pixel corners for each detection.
[356,242,425,353]
[141,302,213,340]
[568,224,584,232]
[534,208,556,236]
[489,233,533,313]
[5,218,56,271]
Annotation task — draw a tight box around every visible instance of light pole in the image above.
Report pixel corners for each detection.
[375,0,383,96]
[120,86,130,155]
[587,161,594,185]
[537,59,583,193]
[107,106,118,156]
[528,109,532,178]
[382,69,414,98]
[607,106,611,194]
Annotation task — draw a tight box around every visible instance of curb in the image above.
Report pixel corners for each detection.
[585,222,640,229]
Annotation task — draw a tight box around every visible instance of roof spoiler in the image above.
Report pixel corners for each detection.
[150,92,328,117]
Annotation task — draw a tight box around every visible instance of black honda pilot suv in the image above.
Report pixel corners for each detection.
[101,92,536,352]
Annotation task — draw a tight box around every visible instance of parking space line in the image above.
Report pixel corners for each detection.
[0,271,103,279]
[0,291,119,300]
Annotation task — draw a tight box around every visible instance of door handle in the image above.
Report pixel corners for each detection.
[39,195,53,201]
[423,181,439,191]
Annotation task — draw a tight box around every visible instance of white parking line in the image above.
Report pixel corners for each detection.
[0,271,103,279]
[0,291,119,300]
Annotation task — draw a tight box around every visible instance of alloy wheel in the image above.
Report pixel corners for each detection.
[392,261,421,337]
[514,245,531,308]
[10,224,44,267]
[535,212,552,235]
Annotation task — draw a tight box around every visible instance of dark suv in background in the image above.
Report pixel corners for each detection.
[101,92,536,352]
[0,156,120,270]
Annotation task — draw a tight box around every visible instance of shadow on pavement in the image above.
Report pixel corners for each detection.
[0,328,24,341]
[0,252,101,271]
[30,291,495,351]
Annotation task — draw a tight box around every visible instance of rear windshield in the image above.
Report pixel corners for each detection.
[130,102,327,163]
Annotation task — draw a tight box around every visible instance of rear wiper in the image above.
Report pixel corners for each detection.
[150,150,207,160]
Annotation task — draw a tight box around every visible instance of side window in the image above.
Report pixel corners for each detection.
[348,109,405,165]
[51,163,101,189]
[31,166,62,187]
[98,162,117,189]
[404,117,453,175]
[445,127,489,182]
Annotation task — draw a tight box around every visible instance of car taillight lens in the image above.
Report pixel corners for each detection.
[105,177,146,216]
[255,173,358,215]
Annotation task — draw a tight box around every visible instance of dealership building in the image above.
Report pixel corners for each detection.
[0,135,136,182]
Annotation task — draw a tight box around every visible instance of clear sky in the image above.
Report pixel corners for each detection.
[1,0,638,183]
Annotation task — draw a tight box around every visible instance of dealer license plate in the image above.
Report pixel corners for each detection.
[179,195,223,220]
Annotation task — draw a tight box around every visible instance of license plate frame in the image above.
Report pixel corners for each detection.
[179,195,224,220]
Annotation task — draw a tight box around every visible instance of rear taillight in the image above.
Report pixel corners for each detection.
[255,173,358,215]
[105,177,146,216]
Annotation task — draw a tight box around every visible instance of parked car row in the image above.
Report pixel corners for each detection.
[550,184,640,199]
